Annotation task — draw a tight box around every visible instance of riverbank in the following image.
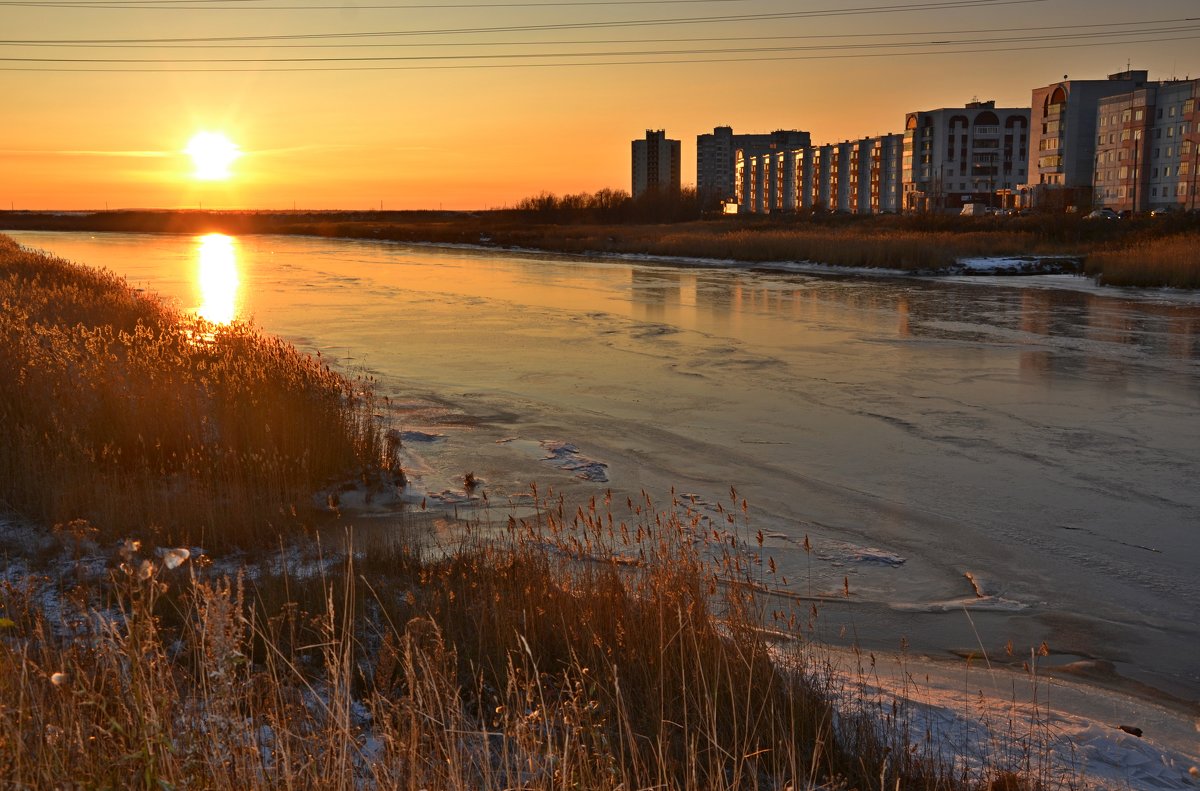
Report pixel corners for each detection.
[3,208,1198,286]
[4,236,1195,791]
[0,237,1012,789]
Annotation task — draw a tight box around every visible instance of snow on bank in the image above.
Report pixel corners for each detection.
[823,648,1200,790]
[950,256,1083,275]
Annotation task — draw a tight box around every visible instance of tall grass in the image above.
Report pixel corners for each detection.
[0,487,995,790]
[0,234,393,548]
[1084,233,1200,288]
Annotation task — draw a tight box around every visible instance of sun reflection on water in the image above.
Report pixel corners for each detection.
[195,233,240,324]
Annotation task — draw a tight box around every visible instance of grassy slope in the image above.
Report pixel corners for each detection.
[0,234,392,548]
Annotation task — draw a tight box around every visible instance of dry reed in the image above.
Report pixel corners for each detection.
[1084,234,1200,288]
[0,234,393,548]
[0,487,991,790]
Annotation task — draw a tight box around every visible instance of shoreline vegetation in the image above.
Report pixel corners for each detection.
[0,237,1192,788]
[3,199,1200,288]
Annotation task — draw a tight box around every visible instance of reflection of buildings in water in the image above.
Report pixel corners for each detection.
[195,233,240,325]
[1018,290,1052,378]
[629,269,681,319]
[1085,294,1136,347]
[896,294,910,337]
[1166,316,1198,360]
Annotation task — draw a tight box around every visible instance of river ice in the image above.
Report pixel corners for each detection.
[7,230,1200,713]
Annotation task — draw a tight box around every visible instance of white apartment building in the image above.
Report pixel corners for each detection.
[696,127,810,205]
[902,100,1030,212]
[1093,77,1199,213]
[735,134,903,215]
[1023,69,1150,210]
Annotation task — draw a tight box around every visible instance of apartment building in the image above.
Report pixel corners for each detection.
[735,134,903,215]
[1093,78,1199,213]
[902,100,1030,213]
[1024,69,1151,209]
[631,129,681,198]
[696,127,810,205]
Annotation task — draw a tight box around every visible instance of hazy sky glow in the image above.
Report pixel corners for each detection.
[1,0,1197,209]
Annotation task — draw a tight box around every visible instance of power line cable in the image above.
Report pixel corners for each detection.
[2,30,1194,70]
[2,0,755,5]
[0,0,1040,19]
[5,24,1199,61]
[3,16,1192,48]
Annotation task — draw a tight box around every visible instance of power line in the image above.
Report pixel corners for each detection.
[5,25,1199,62]
[3,17,1192,49]
[0,0,1041,20]
[2,0,758,4]
[0,0,752,5]
[2,31,1195,71]
[0,0,1053,45]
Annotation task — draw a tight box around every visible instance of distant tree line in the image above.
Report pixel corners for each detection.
[511,186,704,224]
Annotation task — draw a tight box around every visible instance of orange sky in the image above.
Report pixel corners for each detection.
[1,0,1197,210]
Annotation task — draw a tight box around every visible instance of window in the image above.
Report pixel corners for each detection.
[1169,106,1177,117]
[1151,187,1158,197]
[1168,127,1175,138]
[1135,109,1144,121]
[1157,108,1163,119]
[1165,166,1173,177]
[1122,109,1132,122]
[1168,147,1174,157]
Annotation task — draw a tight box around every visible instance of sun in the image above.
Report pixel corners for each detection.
[185,131,242,181]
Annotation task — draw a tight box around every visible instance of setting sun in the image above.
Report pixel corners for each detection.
[185,132,241,181]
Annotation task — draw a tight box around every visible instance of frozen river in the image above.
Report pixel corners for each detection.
[10,230,1200,705]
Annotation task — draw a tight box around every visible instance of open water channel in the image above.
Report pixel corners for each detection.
[10,230,1200,705]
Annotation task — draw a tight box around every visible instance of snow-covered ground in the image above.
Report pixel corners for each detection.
[825,648,1200,790]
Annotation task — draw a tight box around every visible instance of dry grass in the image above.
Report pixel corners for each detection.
[0,486,994,790]
[0,234,394,548]
[1084,233,1200,288]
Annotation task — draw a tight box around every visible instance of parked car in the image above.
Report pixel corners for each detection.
[1150,206,1175,217]
[1085,208,1120,220]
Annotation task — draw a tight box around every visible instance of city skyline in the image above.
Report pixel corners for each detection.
[2,0,1198,209]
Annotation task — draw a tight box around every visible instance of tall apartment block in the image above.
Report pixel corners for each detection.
[735,134,903,215]
[696,127,811,205]
[631,130,681,198]
[1092,78,1199,213]
[902,100,1030,213]
[1024,69,1151,210]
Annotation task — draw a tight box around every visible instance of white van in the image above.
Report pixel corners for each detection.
[960,203,989,217]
